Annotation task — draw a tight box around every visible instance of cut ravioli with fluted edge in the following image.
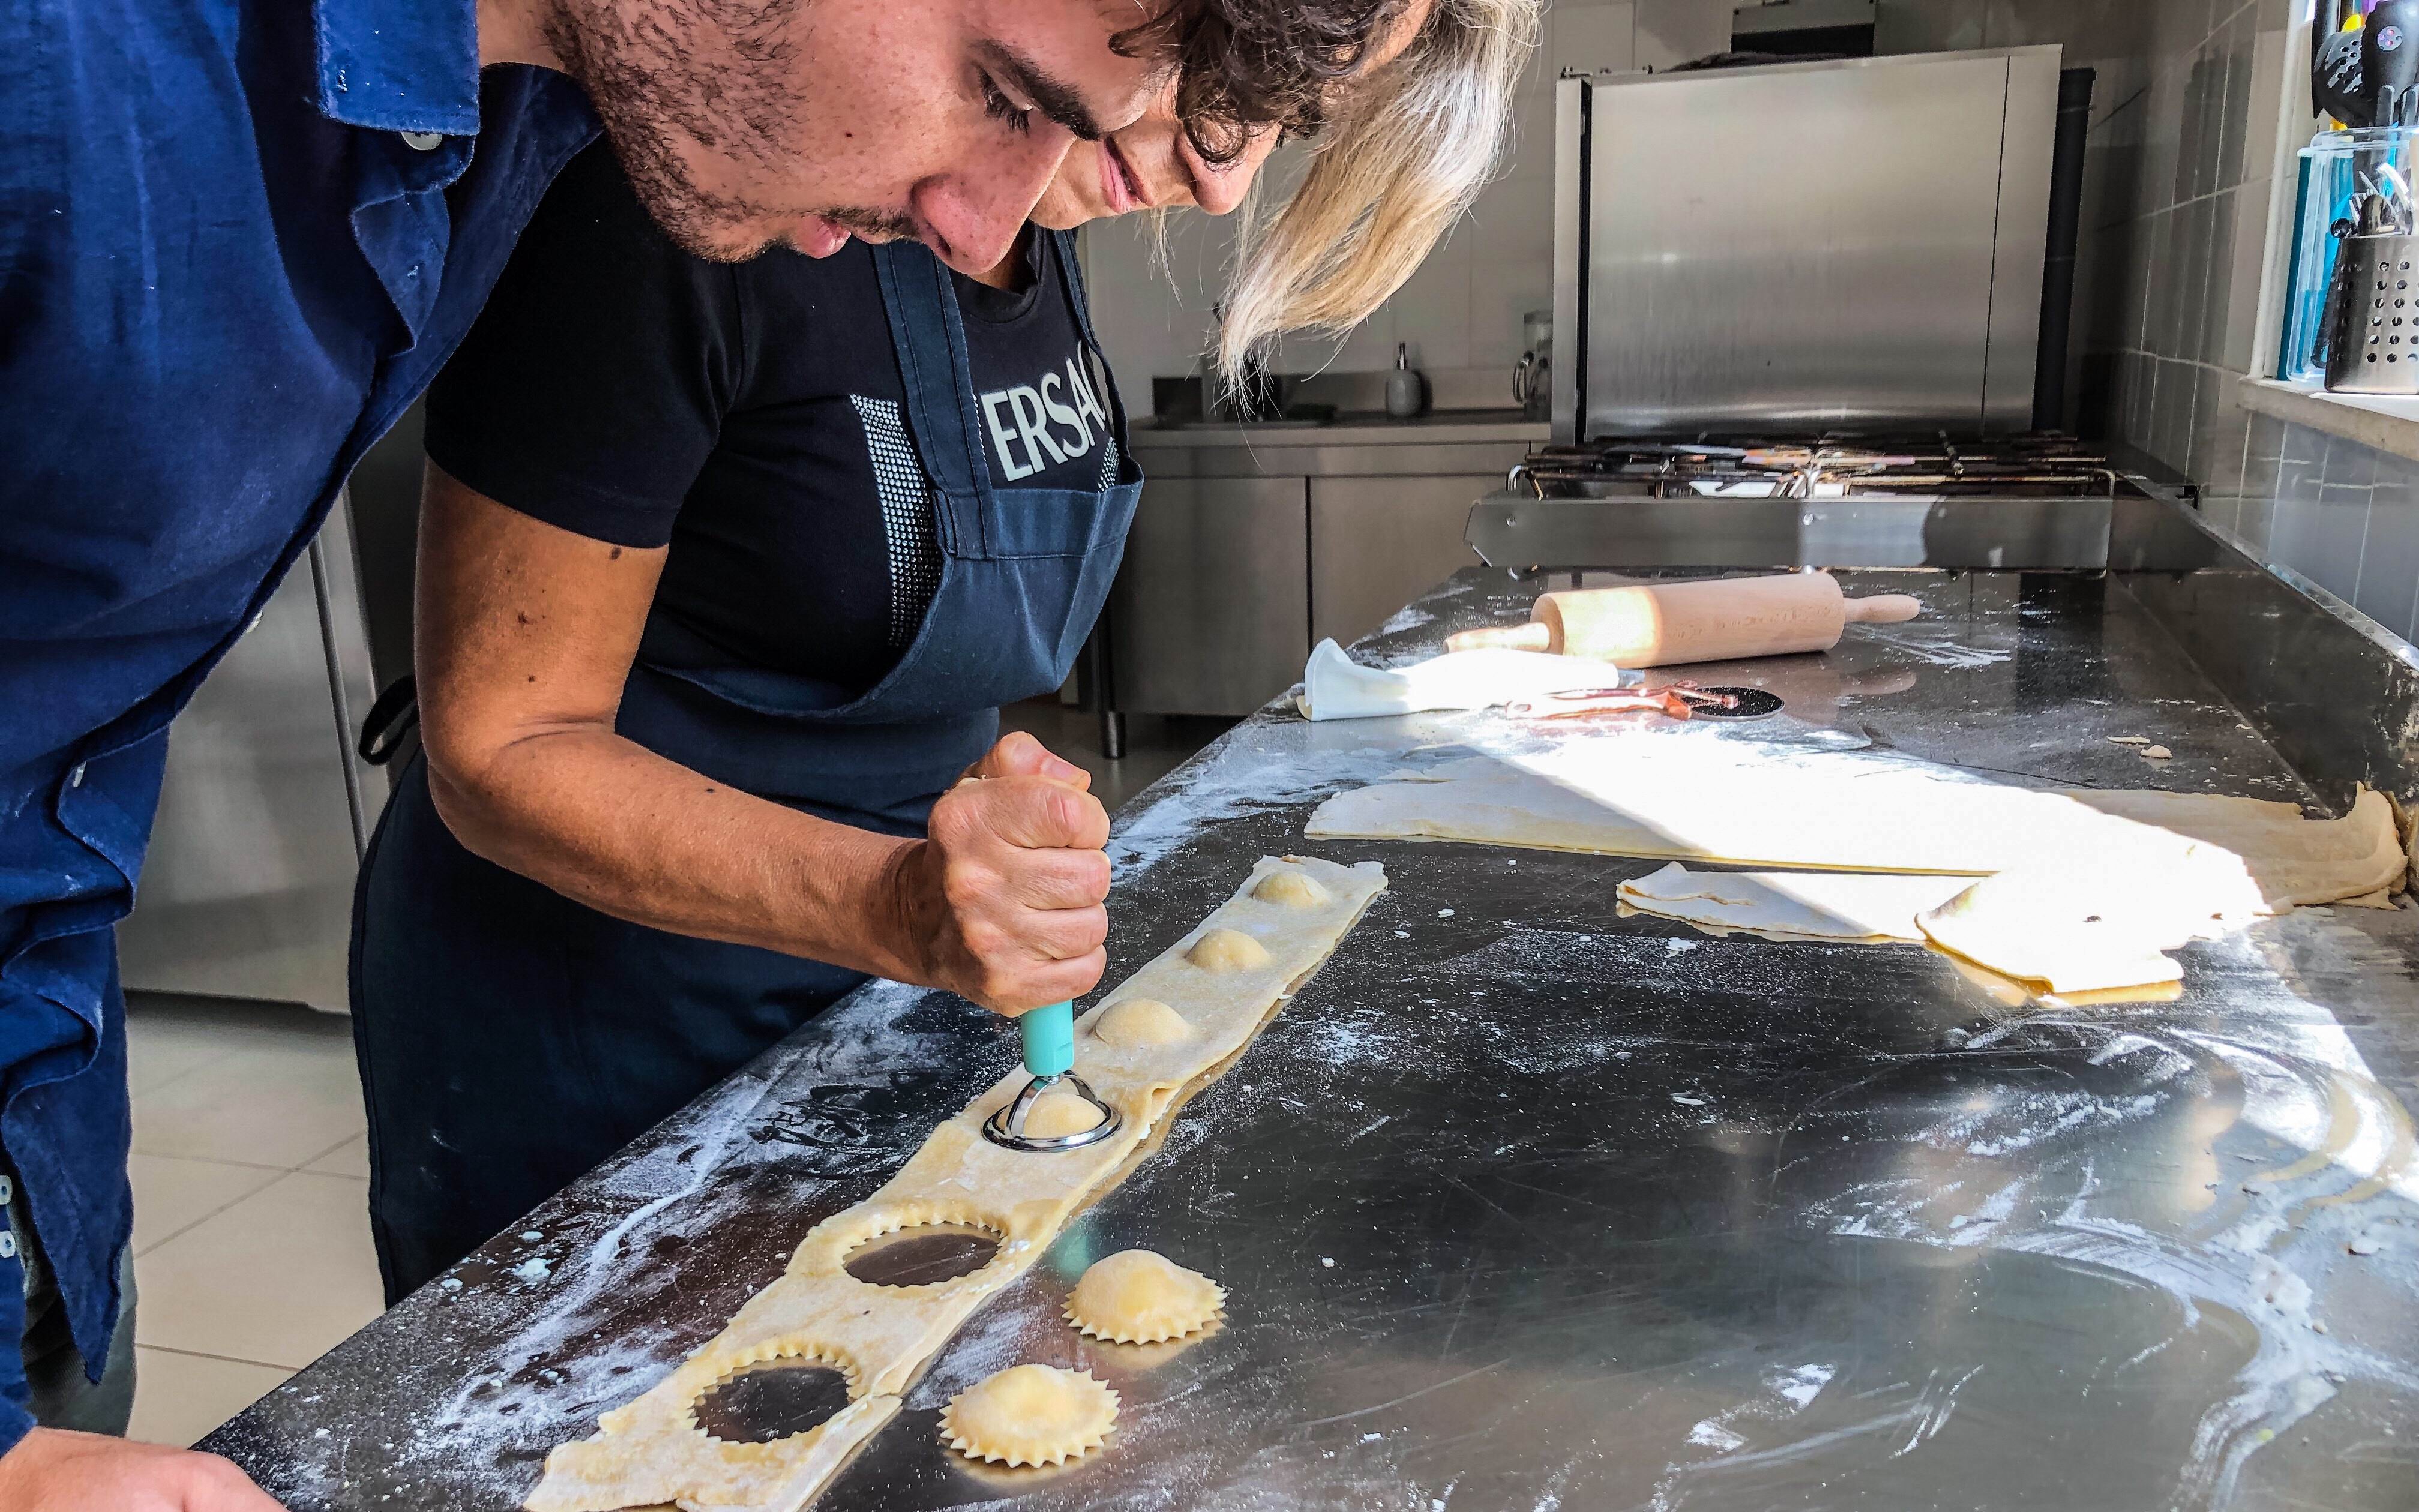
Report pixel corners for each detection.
[938,1364,1118,1468]
[1065,1249,1226,1345]
[524,855,1386,1512]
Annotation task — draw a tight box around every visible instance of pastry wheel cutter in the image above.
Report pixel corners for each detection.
[981,1000,1123,1151]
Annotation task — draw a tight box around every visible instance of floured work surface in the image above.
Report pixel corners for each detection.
[524,855,1383,1511]
[1312,736,2405,989]
[206,569,2419,1512]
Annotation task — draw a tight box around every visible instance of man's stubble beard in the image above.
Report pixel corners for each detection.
[541,0,825,261]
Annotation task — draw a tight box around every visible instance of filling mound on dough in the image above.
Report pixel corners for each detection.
[1065,1249,1227,1345]
[939,1364,1119,1467]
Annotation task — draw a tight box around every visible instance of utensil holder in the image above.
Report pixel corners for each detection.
[2328,230,2419,393]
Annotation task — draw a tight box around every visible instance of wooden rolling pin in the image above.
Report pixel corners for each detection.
[1444,572,1920,668]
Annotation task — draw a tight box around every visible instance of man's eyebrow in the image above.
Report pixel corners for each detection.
[979,41,1107,140]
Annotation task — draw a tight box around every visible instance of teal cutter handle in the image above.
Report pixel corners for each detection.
[1020,1000,1075,1078]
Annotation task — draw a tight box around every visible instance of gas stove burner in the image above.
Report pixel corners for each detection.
[1504,433,2123,503]
[1692,686,1784,720]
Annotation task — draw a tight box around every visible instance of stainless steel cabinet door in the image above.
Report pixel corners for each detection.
[1110,476,1309,715]
[1308,475,1492,649]
[118,508,382,1013]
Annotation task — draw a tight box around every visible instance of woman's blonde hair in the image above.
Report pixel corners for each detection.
[1212,0,1540,380]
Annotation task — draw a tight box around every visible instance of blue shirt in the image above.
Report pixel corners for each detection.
[0,0,598,1451]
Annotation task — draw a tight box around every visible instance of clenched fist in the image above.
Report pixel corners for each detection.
[0,1429,286,1511]
[883,733,1110,1012]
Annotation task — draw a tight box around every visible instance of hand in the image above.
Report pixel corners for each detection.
[0,1429,286,1511]
[886,733,1110,1012]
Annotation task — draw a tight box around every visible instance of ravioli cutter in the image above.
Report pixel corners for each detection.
[982,1000,1123,1151]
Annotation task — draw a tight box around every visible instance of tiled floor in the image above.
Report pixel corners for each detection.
[112,702,1221,1450]
[122,993,381,1448]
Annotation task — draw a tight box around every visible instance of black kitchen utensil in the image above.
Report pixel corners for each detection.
[2316,2,2369,125]
[2367,1,2419,126]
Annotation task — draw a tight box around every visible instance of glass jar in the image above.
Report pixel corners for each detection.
[2283,127,2419,382]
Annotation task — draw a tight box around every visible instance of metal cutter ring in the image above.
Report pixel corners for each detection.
[981,1072,1123,1151]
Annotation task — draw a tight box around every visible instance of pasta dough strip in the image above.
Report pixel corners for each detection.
[1309,737,2403,990]
[525,854,1386,1512]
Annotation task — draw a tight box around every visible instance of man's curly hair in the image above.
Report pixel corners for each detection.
[1115,0,1409,163]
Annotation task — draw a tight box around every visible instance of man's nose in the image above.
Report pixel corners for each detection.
[1182,133,1275,218]
[916,136,1077,275]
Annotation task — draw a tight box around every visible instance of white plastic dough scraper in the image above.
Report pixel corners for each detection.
[981,1000,1123,1151]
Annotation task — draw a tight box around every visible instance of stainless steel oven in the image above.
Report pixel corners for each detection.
[1551,47,2065,441]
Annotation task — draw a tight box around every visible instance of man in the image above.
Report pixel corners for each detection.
[0,0,1400,1501]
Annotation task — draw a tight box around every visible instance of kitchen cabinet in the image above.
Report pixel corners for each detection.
[1108,476,1309,717]
[1308,475,1494,648]
[1114,416,1541,718]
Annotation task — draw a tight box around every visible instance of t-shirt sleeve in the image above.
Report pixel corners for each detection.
[424,145,744,548]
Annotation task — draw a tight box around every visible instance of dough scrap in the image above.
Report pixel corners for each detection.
[938,1364,1118,1469]
[1018,1090,1105,1138]
[526,855,1384,1512]
[1064,1250,1226,1345]
[1308,736,2403,991]
[1090,998,1191,1048]
[1617,863,1971,944]
[1254,868,1331,907]
[1188,928,1272,972]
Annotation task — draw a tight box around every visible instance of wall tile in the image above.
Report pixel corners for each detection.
[2235,494,2276,551]
[1873,0,1987,53]
[2353,454,2419,639]
[2127,351,2160,449]
[2280,413,2327,466]
[2150,356,2199,468]
[2058,0,2159,127]
[2209,5,2254,192]
[2270,487,2372,602]
[2191,187,2234,365]
[2215,173,2270,371]
[2146,206,2187,358]
[2187,361,2251,491]
[1552,2,1638,76]
[2138,60,2190,218]
[2149,0,2220,70]
[2239,7,2292,193]
[1634,0,1729,71]
[2172,194,2219,363]
[1386,227,1475,370]
[2178,44,2226,203]
[2083,92,2145,233]
[1465,172,1554,366]
[2240,409,2286,497]
[2322,430,2379,491]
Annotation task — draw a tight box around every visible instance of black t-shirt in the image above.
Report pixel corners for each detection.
[425,143,1117,698]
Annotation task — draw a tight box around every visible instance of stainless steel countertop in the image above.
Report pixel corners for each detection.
[212,566,2419,1511]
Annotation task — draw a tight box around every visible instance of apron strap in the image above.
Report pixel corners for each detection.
[1046,228,1134,452]
[870,241,990,513]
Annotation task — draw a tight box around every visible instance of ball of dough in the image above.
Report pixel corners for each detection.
[939,1364,1118,1468]
[1091,997,1191,1048]
[1188,928,1271,972]
[1254,868,1330,907]
[1018,1090,1106,1139]
[1065,1249,1226,1345]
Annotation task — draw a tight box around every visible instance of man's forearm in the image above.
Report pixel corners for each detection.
[425,727,929,980]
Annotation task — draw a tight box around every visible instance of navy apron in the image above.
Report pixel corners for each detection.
[349,231,1141,1301]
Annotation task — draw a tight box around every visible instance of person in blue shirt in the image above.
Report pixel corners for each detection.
[0,0,1410,1502]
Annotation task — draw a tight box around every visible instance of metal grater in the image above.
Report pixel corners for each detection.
[2328,232,2419,394]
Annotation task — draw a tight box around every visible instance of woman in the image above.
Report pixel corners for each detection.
[350,0,1536,1301]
